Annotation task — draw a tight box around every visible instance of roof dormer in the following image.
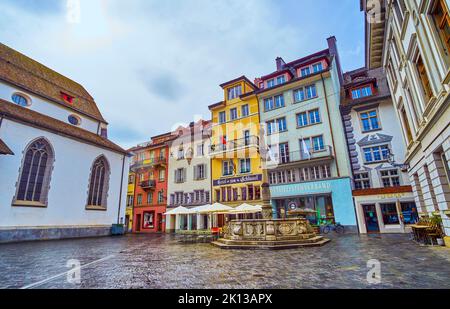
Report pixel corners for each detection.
[219,76,256,102]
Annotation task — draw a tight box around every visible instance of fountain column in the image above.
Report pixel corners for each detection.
[259,127,273,220]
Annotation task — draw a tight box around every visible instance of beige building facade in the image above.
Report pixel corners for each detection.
[166,120,212,232]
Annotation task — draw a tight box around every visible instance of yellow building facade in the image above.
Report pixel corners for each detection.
[209,76,263,207]
[125,172,135,232]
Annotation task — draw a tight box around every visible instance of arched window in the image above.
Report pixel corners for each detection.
[87,156,110,209]
[15,138,54,206]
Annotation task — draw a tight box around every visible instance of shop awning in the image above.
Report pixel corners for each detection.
[184,203,233,214]
[201,203,234,214]
[164,206,190,215]
[0,138,14,155]
[230,203,262,214]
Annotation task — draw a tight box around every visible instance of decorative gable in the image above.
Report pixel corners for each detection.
[357,133,393,147]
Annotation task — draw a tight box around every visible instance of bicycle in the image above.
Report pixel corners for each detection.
[321,222,345,234]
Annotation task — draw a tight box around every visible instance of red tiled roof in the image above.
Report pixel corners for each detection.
[259,68,294,82]
[0,43,106,123]
[285,49,330,68]
[0,138,13,155]
[0,99,127,155]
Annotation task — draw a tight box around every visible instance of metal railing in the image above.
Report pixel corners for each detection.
[130,156,167,171]
[140,180,156,189]
[210,136,259,155]
[269,146,333,165]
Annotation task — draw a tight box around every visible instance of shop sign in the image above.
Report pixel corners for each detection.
[271,181,332,196]
[378,193,406,199]
[213,174,262,186]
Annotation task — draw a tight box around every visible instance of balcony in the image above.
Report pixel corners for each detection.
[210,136,259,156]
[130,156,167,171]
[269,146,334,167]
[140,180,156,190]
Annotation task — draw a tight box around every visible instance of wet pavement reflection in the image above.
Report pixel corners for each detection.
[0,233,449,289]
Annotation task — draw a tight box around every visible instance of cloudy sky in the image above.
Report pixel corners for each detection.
[0,0,364,149]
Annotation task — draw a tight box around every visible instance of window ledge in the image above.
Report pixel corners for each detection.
[12,201,47,208]
[264,105,285,113]
[86,205,107,211]
[361,128,383,134]
[296,122,322,129]
[293,96,319,105]
[363,159,389,165]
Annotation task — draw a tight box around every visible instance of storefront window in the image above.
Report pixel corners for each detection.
[143,211,155,229]
[401,202,419,225]
[380,203,400,225]
[278,194,335,225]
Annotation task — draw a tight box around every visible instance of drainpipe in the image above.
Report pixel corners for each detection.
[117,153,126,224]
[321,73,340,177]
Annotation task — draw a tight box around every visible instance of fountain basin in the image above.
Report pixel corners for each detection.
[212,218,330,250]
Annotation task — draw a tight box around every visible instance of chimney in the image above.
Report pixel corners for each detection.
[254,78,262,89]
[327,36,344,86]
[276,57,286,71]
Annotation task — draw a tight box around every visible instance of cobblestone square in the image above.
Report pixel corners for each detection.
[1,234,449,289]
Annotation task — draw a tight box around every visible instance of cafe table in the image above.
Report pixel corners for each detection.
[411,225,429,245]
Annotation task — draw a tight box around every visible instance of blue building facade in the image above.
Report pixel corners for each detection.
[270,178,356,229]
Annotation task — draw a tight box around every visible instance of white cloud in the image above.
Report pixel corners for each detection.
[0,0,363,149]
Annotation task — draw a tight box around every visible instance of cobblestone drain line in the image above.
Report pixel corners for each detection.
[20,235,164,289]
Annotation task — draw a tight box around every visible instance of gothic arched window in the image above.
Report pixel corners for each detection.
[87,156,110,209]
[15,138,54,206]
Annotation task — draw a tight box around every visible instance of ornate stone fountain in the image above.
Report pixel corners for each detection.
[212,129,330,250]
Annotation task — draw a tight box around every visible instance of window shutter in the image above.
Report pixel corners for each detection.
[183,168,187,182]
[194,165,198,180]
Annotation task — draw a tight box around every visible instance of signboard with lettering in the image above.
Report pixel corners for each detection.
[213,174,262,186]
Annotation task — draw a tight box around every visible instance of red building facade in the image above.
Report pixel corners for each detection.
[130,132,175,233]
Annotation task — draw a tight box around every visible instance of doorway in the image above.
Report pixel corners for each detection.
[157,213,163,232]
[136,214,141,232]
[125,215,130,231]
[362,204,379,233]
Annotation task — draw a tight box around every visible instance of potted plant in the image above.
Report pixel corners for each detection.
[430,215,445,246]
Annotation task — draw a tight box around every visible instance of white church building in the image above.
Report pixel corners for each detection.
[0,43,130,243]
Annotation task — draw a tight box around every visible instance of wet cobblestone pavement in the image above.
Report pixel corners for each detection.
[1,233,449,289]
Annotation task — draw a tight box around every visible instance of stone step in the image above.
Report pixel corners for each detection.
[211,237,331,250]
[215,235,325,246]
